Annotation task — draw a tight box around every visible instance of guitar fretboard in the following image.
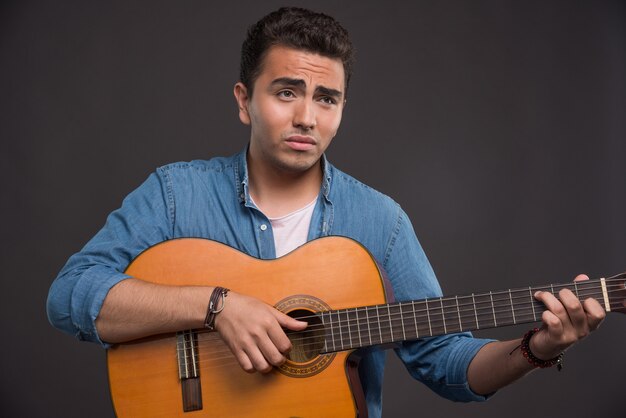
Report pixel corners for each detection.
[319,277,618,353]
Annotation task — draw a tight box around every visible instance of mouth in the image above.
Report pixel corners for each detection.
[285,135,317,151]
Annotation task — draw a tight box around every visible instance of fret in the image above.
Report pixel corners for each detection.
[489,291,497,326]
[508,289,516,324]
[399,302,418,340]
[393,303,406,342]
[358,307,373,348]
[471,294,479,329]
[573,282,580,299]
[321,311,329,353]
[529,287,537,321]
[455,296,462,331]
[425,298,433,336]
[492,291,516,327]
[410,300,430,337]
[386,304,396,342]
[365,306,373,346]
[344,309,354,349]
[355,308,363,347]
[411,301,419,338]
[504,290,521,324]
[398,303,407,340]
[353,308,363,348]
[532,298,545,319]
[441,297,461,334]
[380,304,391,342]
[458,295,477,331]
[339,309,346,350]
[425,298,444,336]
[440,298,447,333]
[328,310,337,352]
[473,293,496,329]
[374,305,383,344]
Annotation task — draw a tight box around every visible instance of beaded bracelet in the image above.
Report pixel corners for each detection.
[204,287,230,331]
[520,328,563,371]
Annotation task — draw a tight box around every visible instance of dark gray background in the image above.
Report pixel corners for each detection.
[1,1,624,417]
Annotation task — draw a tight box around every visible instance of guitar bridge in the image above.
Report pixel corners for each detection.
[177,330,203,412]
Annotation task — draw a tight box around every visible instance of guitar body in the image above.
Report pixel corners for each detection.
[107,237,391,417]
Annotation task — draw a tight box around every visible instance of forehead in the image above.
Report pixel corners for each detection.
[256,45,345,91]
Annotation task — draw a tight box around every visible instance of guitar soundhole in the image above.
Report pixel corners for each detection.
[285,309,324,363]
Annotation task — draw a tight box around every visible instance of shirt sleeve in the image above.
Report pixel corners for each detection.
[46,170,173,347]
[382,207,494,402]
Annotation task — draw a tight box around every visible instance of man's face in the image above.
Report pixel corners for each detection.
[234,45,345,175]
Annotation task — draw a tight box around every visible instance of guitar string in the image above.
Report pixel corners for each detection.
[222,284,623,334]
[183,304,625,369]
[182,288,620,356]
[176,278,625,362]
[202,279,619,328]
[278,279,624,324]
[129,267,625,376]
[180,297,624,364]
[178,286,624,358]
[180,301,626,370]
[193,298,624,356]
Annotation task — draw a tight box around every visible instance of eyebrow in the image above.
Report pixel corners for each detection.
[270,77,343,99]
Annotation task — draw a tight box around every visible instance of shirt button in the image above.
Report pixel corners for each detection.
[260,224,267,231]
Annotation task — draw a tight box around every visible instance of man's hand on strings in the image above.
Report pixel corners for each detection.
[530,274,606,360]
[214,291,308,373]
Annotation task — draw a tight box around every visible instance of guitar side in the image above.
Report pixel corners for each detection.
[107,237,390,418]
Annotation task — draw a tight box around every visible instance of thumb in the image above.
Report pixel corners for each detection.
[273,310,308,330]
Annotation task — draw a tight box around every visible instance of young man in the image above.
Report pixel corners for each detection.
[47,7,611,417]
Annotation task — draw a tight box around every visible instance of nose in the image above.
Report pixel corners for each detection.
[293,99,316,130]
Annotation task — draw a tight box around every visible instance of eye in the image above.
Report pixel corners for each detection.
[277,90,296,99]
[319,96,337,105]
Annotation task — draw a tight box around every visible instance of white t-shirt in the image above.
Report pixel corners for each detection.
[267,198,317,258]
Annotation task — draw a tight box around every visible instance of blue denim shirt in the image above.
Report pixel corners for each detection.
[47,149,490,417]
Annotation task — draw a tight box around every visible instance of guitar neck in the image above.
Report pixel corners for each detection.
[319,274,625,354]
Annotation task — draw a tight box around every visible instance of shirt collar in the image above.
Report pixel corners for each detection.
[234,146,333,204]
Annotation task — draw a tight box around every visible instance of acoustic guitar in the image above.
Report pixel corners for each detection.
[107,236,625,417]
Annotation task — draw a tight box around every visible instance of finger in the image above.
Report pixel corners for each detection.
[244,344,274,373]
[535,290,569,324]
[232,346,255,373]
[573,274,590,282]
[541,309,564,336]
[558,288,587,334]
[274,310,308,331]
[582,298,606,331]
[257,332,288,367]
[267,321,295,355]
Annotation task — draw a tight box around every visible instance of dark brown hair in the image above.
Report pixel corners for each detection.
[239,7,355,96]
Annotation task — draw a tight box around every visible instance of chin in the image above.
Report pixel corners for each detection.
[277,156,320,174]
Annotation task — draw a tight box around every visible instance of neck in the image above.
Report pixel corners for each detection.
[247,153,323,219]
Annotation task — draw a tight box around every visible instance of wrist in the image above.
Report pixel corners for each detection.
[204,287,230,330]
[521,328,564,370]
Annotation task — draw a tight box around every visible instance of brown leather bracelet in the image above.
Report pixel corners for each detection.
[204,287,229,331]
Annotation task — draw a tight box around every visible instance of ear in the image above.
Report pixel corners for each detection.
[233,82,251,125]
